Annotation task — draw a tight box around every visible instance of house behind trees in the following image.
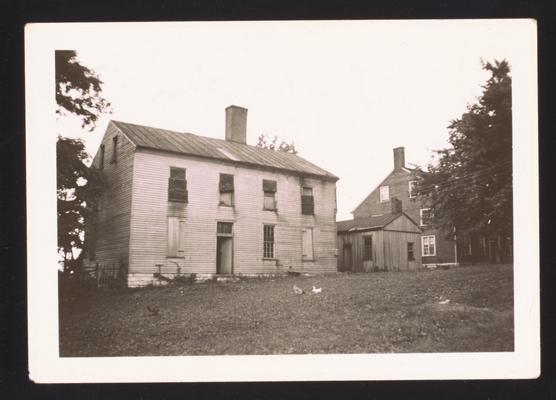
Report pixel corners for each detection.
[350,147,512,267]
[84,105,339,287]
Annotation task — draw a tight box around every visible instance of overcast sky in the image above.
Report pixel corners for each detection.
[56,20,518,220]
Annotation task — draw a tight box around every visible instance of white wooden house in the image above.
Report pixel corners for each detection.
[84,106,339,287]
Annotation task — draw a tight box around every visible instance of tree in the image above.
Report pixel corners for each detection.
[256,134,298,154]
[416,60,512,248]
[56,50,111,273]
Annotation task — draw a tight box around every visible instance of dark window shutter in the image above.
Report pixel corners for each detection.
[168,178,188,202]
[301,195,314,215]
[263,179,277,192]
[219,173,234,193]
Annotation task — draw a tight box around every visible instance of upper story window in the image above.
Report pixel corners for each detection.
[168,167,188,203]
[219,173,234,206]
[379,185,389,202]
[99,144,105,170]
[363,235,373,260]
[111,136,118,163]
[301,186,314,215]
[263,179,277,210]
[419,208,434,226]
[408,180,417,198]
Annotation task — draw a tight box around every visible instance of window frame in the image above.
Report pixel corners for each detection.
[419,208,433,226]
[168,167,188,203]
[408,180,417,198]
[379,185,389,202]
[263,179,277,211]
[111,136,118,163]
[263,224,275,259]
[421,235,436,257]
[219,173,235,207]
[301,186,315,215]
[407,242,415,261]
[363,235,373,261]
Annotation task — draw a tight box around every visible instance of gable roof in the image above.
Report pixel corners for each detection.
[111,120,338,181]
[336,213,403,232]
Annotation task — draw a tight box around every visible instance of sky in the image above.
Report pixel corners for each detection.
[56,20,517,220]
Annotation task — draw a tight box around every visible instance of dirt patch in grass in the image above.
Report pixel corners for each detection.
[59,264,514,356]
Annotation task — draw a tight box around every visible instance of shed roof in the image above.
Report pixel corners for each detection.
[111,120,338,181]
[336,213,411,232]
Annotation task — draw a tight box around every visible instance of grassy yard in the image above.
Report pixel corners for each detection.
[59,264,513,356]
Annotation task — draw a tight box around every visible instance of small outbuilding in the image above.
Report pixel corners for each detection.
[336,200,422,272]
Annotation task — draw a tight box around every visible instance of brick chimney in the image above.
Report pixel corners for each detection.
[391,197,402,214]
[393,147,405,170]
[225,105,248,144]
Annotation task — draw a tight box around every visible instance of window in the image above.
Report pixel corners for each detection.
[99,144,105,170]
[167,217,185,257]
[421,235,436,256]
[419,208,434,226]
[302,227,314,260]
[263,179,277,210]
[111,136,118,163]
[219,173,234,206]
[407,242,415,261]
[263,225,275,258]
[217,222,233,235]
[363,236,373,260]
[168,167,188,203]
[379,185,389,202]
[301,187,314,215]
[408,180,417,198]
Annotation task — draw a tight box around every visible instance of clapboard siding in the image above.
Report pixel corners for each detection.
[128,149,338,279]
[84,121,135,272]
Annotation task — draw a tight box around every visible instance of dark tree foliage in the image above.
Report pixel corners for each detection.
[56,50,111,130]
[56,50,110,272]
[416,60,512,240]
[256,134,298,154]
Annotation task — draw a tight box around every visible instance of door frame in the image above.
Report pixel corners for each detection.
[216,221,234,274]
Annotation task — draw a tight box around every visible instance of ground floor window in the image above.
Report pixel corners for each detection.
[407,242,415,261]
[363,235,372,260]
[421,235,436,256]
[302,227,314,261]
[263,224,275,258]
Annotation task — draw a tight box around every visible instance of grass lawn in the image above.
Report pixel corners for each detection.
[59,264,513,356]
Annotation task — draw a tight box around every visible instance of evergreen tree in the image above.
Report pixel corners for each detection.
[416,60,512,247]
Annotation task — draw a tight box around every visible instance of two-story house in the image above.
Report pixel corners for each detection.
[84,105,339,287]
[351,147,456,268]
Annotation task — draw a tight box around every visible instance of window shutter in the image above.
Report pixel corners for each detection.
[302,228,314,260]
[263,179,277,192]
[219,173,234,193]
[301,195,314,215]
[168,178,188,202]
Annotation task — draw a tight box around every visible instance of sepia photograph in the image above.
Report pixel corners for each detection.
[25,19,539,382]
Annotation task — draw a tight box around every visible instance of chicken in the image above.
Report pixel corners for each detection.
[293,285,304,295]
[311,286,322,294]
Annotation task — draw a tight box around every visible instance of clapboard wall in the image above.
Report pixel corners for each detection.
[337,214,421,272]
[127,148,338,285]
[83,122,135,274]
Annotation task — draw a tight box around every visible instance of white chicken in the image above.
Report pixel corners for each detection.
[293,285,304,295]
[311,286,322,294]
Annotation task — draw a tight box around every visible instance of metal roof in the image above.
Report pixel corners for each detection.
[336,213,404,232]
[111,120,338,181]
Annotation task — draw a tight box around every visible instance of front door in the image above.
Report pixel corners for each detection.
[217,236,233,274]
[343,244,353,272]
